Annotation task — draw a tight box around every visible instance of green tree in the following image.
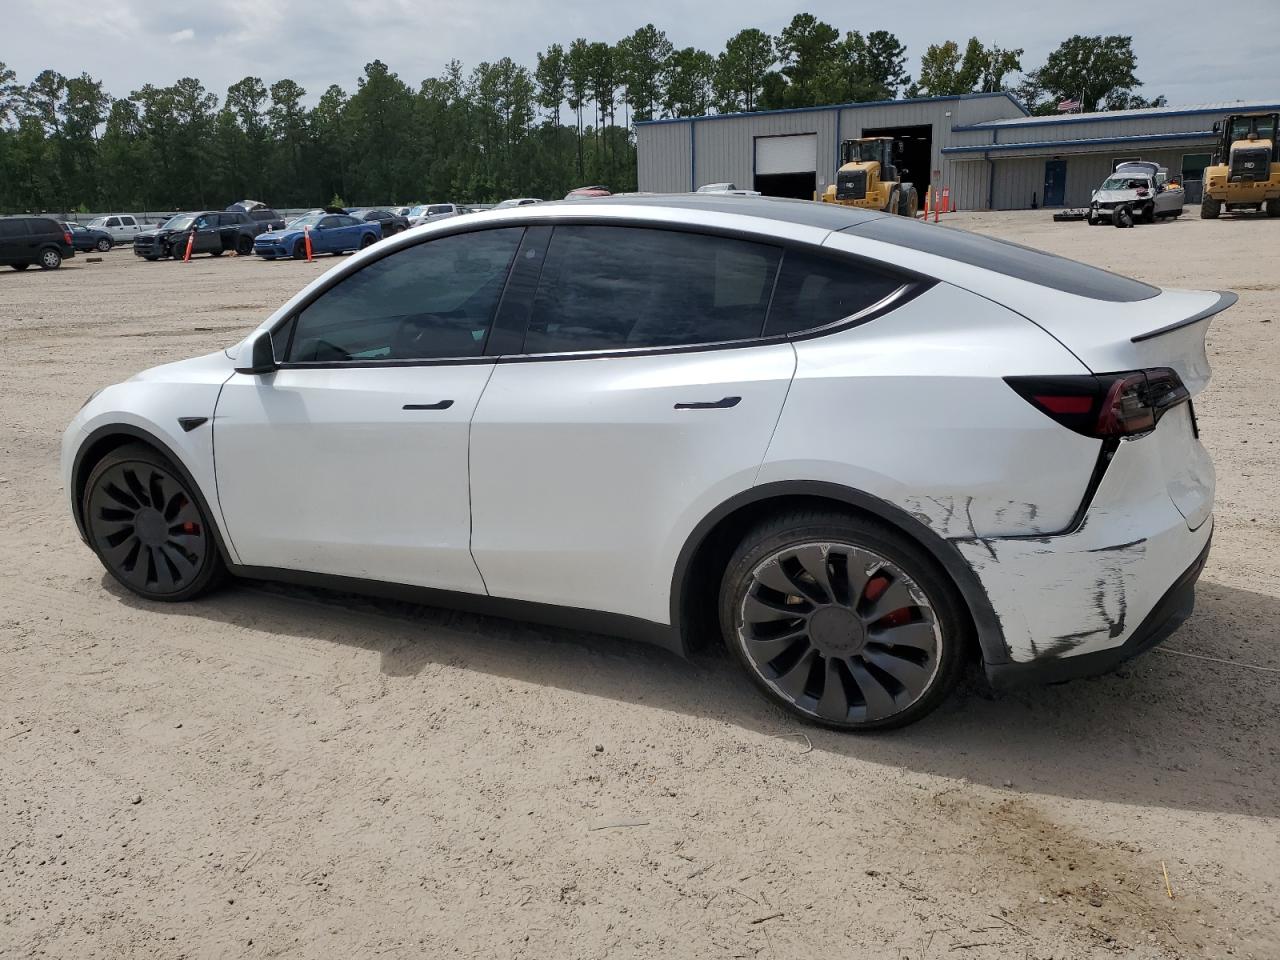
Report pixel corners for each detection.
[618,24,673,122]
[566,38,592,179]
[766,13,840,108]
[714,28,774,112]
[664,47,715,117]
[1031,35,1142,113]
[535,43,568,128]
[267,79,309,204]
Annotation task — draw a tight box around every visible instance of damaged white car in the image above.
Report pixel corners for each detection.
[1089,162,1186,226]
[62,196,1226,730]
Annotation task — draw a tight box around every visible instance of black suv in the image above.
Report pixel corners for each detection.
[133,211,264,260]
[0,217,75,271]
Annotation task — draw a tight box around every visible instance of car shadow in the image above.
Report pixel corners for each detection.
[104,573,1279,819]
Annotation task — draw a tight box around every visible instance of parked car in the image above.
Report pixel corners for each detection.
[226,201,287,231]
[347,207,410,237]
[62,195,1225,730]
[1,216,75,270]
[64,221,114,253]
[133,211,262,260]
[407,203,464,226]
[1089,163,1185,226]
[85,214,145,242]
[565,186,611,200]
[696,182,762,196]
[493,198,543,209]
[252,212,381,260]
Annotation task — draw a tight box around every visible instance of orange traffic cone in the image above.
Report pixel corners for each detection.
[183,231,194,262]
[304,226,313,262]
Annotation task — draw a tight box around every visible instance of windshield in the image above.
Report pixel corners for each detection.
[287,213,324,229]
[87,217,107,228]
[161,215,194,231]
[408,205,430,217]
[842,140,886,164]
[1229,115,1278,144]
[1101,176,1150,191]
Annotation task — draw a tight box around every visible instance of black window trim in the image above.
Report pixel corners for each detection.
[263,216,935,371]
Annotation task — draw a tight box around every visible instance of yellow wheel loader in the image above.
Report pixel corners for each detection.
[1200,112,1280,218]
[820,137,919,216]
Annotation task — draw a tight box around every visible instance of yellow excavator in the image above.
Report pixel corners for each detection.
[1200,112,1280,218]
[820,137,919,216]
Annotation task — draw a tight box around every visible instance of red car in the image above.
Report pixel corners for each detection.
[564,185,611,200]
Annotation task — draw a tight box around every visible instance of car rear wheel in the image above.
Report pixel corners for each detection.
[237,235,253,254]
[360,234,377,249]
[83,443,224,602]
[719,510,966,731]
[39,248,62,269]
[96,238,112,252]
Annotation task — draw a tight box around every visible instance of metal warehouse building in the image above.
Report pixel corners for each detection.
[636,94,1280,210]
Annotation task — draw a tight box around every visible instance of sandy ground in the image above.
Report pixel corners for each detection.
[1,212,1277,959]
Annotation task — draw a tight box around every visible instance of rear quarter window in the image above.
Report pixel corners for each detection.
[765,248,908,337]
[848,216,1159,302]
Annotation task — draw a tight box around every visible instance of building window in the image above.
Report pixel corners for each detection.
[1181,153,1212,180]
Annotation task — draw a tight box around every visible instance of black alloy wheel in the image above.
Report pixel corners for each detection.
[83,444,223,601]
[721,511,964,730]
[360,233,377,248]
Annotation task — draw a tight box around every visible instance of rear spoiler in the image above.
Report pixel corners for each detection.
[1132,290,1238,343]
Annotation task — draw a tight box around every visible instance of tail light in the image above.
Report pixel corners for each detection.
[64,230,73,246]
[1005,369,1190,438]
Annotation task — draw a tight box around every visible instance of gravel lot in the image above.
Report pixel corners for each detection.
[1,212,1277,959]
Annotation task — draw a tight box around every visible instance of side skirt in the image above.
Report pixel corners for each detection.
[226,563,685,656]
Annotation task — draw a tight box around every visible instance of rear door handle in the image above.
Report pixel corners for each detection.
[403,400,454,411]
[673,396,741,410]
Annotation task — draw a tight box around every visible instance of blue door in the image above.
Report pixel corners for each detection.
[1043,160,1067,207]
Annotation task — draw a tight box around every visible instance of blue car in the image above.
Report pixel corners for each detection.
[253,212,381,260]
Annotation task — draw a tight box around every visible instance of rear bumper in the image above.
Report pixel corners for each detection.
[986,533,1210,689]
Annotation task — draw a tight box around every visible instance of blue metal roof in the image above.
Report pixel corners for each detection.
[953,99,1280,131]
[943,129,1218,155]
[635,91,1028,127]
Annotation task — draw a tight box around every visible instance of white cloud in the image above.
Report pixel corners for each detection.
[168,28,194,43]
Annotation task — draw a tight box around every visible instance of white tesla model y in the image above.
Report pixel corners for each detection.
[62,196,1228,729]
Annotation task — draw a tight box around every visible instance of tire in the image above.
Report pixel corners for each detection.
[1142,203,1156,224]
[96,238,112,252]
[1113,205,1134,228]
[292,239,307,260]
[237,235,253,254]
[360,233,377,249]
[209,249,223,257]
[898,184,918,218]
[143,256,158,262]
[12,263,30,271]
[719,510,967,731]
[38,248,62,269]
[1266,199,1280,218]
[1201,196,1221,219]
[1087,209,1101,225]
[171,243,186,260]
[884,187,899,216]
[82,442,225,602]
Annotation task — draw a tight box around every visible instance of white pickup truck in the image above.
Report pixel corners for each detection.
[84,214,149,242]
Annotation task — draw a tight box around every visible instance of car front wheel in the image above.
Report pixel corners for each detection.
[83,443,224,602]
[719,510,966,731]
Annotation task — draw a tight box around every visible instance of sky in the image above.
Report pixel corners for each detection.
[10,0,1278,110]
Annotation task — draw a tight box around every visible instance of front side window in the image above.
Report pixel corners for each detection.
[524,226,781,353]
[764,249,906,337]
[105,217,120,228]
[284,227,523,363]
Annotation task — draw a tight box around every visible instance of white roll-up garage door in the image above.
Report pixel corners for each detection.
[755,134,817,175]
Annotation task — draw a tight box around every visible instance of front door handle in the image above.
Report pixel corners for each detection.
[403,400,454,411]
[674,396,741,410]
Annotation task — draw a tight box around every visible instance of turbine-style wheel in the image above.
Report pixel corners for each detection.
[721,512,964,730]
[83,444,223,601]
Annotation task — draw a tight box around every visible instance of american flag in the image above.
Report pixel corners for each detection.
[1057,98,1082,113]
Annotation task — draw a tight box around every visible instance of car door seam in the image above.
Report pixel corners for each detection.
[752,341,799,487]
[209,371,244,565]
[466,361,501,595]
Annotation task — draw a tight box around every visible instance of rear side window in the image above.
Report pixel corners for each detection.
[30,218,61,237]
[849,216,1158,302]
[765,249,906,336]
[525,226,781,353]
[0,220,24,238]
[285,227,523,363]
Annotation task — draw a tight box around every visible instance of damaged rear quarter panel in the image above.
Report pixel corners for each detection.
[955,432,1213,663]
